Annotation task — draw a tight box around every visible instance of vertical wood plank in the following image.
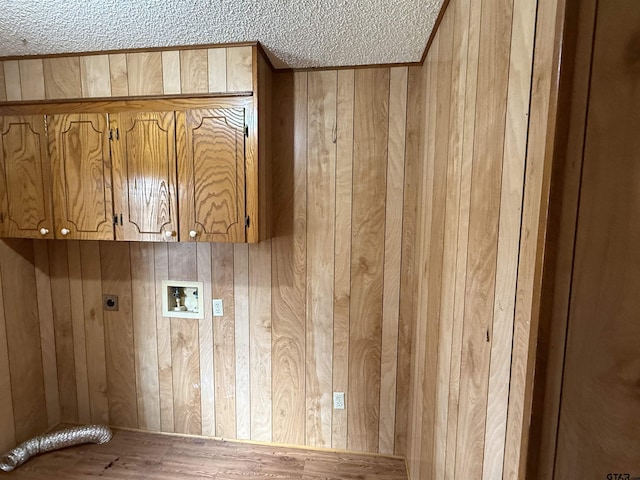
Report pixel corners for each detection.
[101,241,138,428]
[18,59,45,100]
[168,243,201,435]
[348,68,389,453]
[67,240,91,424]
[226,46,253,92]
[48,240,78,422]
[154,243,174,432]
[0,241,16,451]
[306,70,336,448]
[249,241,272,442]
[482,0,536,478]
[455,0,513,476]
[0,240,47,442]
[0,61,6,102]
[208,48,227,93]
[332,69,354,450]
[378,66,407,455]
[80,55,112,98]
[234,243,250,440]
[4,60,22,101]
[180,50,208,94]
[162,51,181,95]
[33,242,60,429]
[109,54,129,97]
[127,52,163,96]
[80,241,109,424]
[197,243,215,437]
[211,243,236,438]
[130,242,161,432]
[271,71,307,445]
[43,57,82,99]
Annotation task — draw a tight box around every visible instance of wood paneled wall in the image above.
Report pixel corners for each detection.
[405,0,561,478]
[0,64,414,456]
[0,45,253,101]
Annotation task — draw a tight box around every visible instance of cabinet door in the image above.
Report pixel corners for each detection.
[110,112,178,242]
[0,116,54,239]
[177,108,246,243]
[48,113,114,240]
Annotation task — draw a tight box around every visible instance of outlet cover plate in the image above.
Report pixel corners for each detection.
[333,392,345,410]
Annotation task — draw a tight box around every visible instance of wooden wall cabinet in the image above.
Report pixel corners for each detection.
[0,115,54,239]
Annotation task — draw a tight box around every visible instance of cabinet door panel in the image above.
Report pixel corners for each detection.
[49,113,114,240]
[0,116,54,238]
[111,112,178,241]
[177,108,246,242]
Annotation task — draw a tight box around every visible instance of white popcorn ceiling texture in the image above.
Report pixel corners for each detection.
[0,0,444,69]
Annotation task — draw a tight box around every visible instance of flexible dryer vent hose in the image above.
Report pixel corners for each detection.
[0,425,113,472]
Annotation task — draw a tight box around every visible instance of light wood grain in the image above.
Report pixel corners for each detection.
[48,113,114,240]
[226,46,253,92]
[67,240,91,425]
[0,240,47,443]
[211,242,236,438]
[108,54,129,97]
[3,61,22,101]
[234,243,251,440]
[0,241,16,452]
[80,55,111,98]
[0,62,6,102]
[161,51,181,95]
[0,115,54,239]
[348,68,389,453]
[130,242,161,431]
[180,50,208,94]
[196,242,215,437]
[379,66,407,455]
[271,71,307,446]
[79,241,109,424]
[332,69,354,450]
[127,52,163,96]
[48,240,78,422]
[33,241,60,428]
[208,48,227,93]
[249,240,272,442]
[168,243,202,435]
[306,70,336,448]
[110,111,178,241]
[154,243,175,432]
[43,57,81,99]
[18,59,45,101]
[100,241,138,428]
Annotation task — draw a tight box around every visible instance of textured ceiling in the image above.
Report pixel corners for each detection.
[0,0,444,69]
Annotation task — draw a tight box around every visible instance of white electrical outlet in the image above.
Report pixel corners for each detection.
[212,299,224,317]
[333,392,345,410]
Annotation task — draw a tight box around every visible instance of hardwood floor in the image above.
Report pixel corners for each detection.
[3,427,408,479]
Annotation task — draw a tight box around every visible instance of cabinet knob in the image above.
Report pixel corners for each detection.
[39,227,49,236]
[165,231,175,238]
[60,228,70,236]
[189,230,197,238]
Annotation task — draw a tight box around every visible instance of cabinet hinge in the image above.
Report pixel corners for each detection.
[113,215,118,225]
[245,215,250,228]
[109,128,120,140]
[244,125,249,137]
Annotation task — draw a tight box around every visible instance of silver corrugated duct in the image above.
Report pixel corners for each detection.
[0,425,113,472]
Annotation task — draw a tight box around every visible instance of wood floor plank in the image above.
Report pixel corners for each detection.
[3,428,407,479]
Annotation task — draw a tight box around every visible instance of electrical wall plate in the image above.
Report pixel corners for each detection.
[161,280,204,319]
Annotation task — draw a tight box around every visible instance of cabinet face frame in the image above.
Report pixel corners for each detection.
[0,95,259,243]
[110,111,179,242]
[0,115,55,239]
